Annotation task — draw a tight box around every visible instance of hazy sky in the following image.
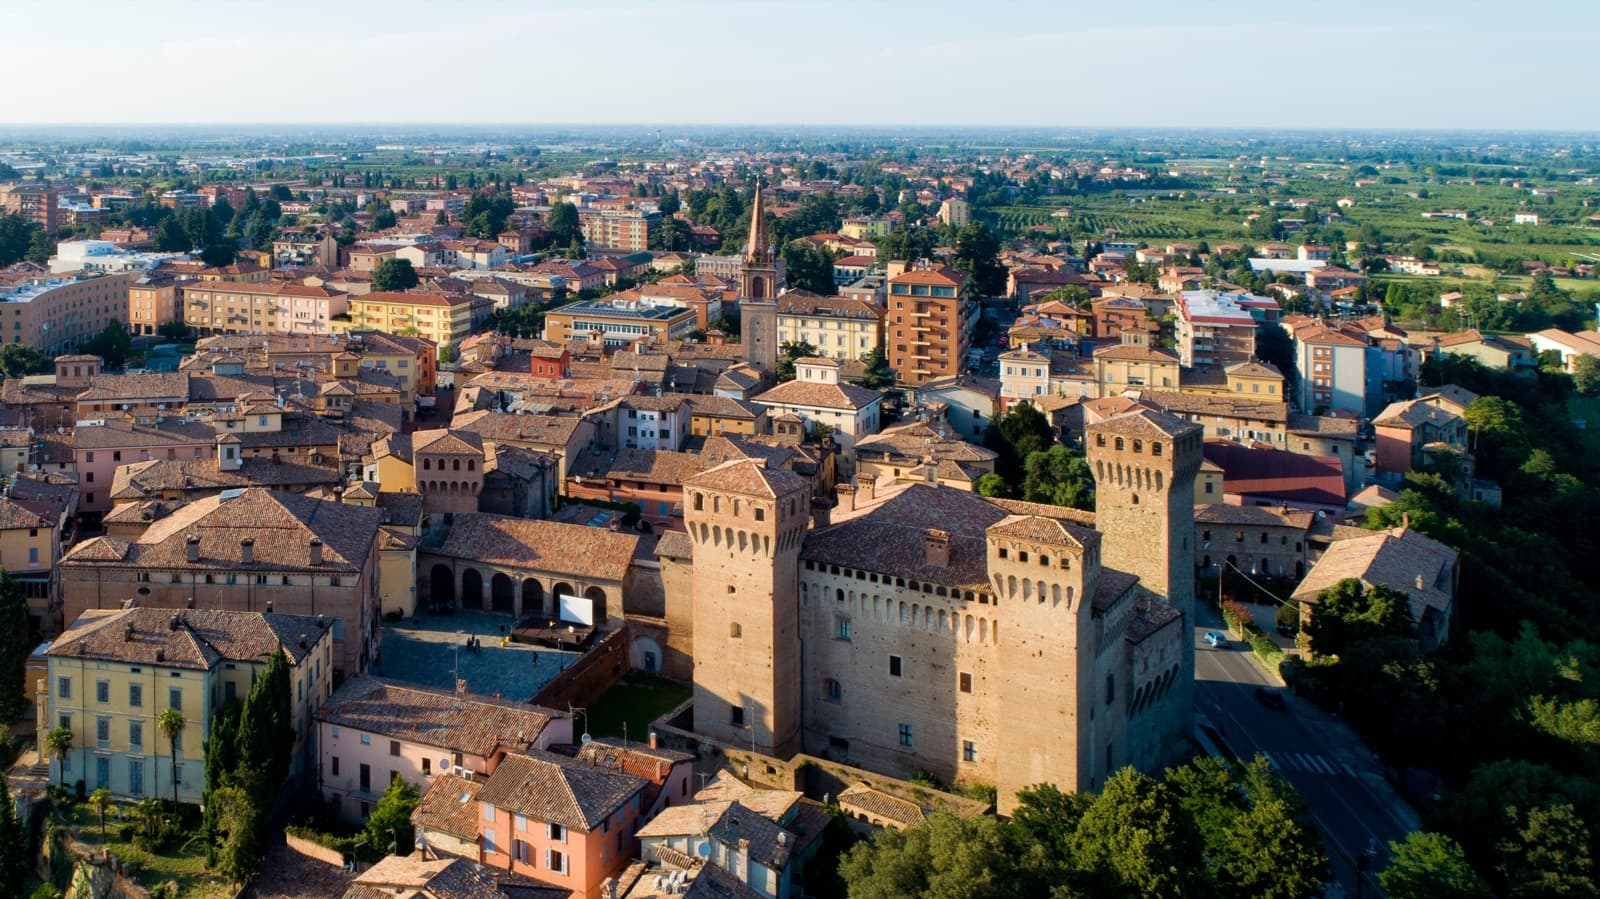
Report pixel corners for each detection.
[4,0,1597,130]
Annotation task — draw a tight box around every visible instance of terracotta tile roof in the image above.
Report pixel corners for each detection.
[684,460,809,499]
[1139,389,1287,424]
[414,428,484,456]
[61,489,382,572]
[697,436,795,471]
[1287,413,1360,436]
[1127,592,1182,642]
[837,783,928,825]
[46,607,329,669]
[984,497,1096,528]
[71,418,216,450]
[1373,398,1464,431]
[1292,527,1457,620]
[424,513,639,582]
[1091,407,1204,440]
[575,736,693,785]
[683,395,763,421]
[345,855,557,899]
[803,484,1004,592]
[1092,569,1139,612]
[1194,504,1314,529]
[987,514,1090,547]
[1092,344,1180,363]
[1225,361,1284,379]
[452,410,585,449]
[596,448,705,486]
[111,456,340,499]
[319,677,557,758]
[654,530,693,561]
[411,774,484,841]
[476,749,647,832]
[753,379,881,412]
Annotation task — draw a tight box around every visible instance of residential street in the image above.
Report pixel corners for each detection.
[1194,605,1418,896]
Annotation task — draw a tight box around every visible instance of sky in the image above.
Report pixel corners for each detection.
[3,0,1597,130]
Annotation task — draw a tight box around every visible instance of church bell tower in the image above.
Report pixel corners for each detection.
[739,184,780,377]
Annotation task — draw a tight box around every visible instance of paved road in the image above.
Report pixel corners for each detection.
[1194,605,1414,896]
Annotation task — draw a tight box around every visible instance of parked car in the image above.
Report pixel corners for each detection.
[1203,631,1226,647]
[1254,687,1287,710]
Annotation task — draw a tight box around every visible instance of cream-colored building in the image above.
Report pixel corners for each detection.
[349,291,479,351]
[39,607,334,802]
[180,281,349,337]
[0,269,141,355]
[776,293,884,363]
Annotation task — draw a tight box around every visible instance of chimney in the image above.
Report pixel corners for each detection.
[1415,574,1425,590]
[168,614,179,631]
[123,623,134,642]
[185,533,200,562]
[923,457,939,485]
[309,537,323,565]
[811,501,831,530]
[317,613,326,629]
[265,600,273,614]
[240,538,254,565]
[924,528,950,567]
[298,633,308,649]
[648,731,658,750]
[855,473,876,504]
[834,482,856,514]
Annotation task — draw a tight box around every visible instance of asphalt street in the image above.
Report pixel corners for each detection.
[1194,605,1414,897]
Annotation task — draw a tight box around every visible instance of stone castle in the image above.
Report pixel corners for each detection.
[661,407,1202,812]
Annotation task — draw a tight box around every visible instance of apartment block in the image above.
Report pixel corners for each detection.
[885,264,974,386]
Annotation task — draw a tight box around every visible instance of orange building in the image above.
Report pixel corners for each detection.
[885,263,974,385]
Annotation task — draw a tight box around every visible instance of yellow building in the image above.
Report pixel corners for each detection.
[685,396,767,437]
[1178,361,1287,399]
[1093,342,1181,396]
[349,292,477,351]
[776,293,884,363]
[40,607,334,803]
[0,475,76,628]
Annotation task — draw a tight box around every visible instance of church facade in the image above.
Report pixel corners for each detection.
[665,407,1200,813]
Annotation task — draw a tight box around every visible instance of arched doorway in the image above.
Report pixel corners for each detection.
[490,573,515,614]
[583,586,607,622]
[462,569,484,610]
[429,565,455,609]
[522,579,545,617]
[552,582,575,601]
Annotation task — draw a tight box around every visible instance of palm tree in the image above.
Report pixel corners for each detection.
[157,709,186,804]
[88,788,112,847]
[44,726,73,790]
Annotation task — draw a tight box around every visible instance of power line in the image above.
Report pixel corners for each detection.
[1218,557,1296,609]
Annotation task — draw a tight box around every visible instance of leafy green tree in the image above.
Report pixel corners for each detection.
[0,775,26,891]
[88,788,113,847]
[438,342,458,364]
[545,202,582,248]
[775,340,819,383]
[857,346,896,389]
[1496,804,1596,898]
[81,319,132,369]
[0,572,30,722]
[235,648,292,798]
[0,344,48,379]
[158,708,185,804]
[371,258,419,292]
[372,208,397,230]
[1304,579,1416,657]
[1069,767,1203,897]
[1570,354,1599,396]
[952,222,1006,297]
[838,813,1023,899]
[1021,445,1094,510]
[0,216,35,267]
[45,726,72,789]
[984,402,1053,486]
[23,229,55,266]
[156,321,190,341]
[975,473,1007,498]
[209,780,264,885]
[780,241,835,294]
[365,774,422,855]
[1381,832,1491,899]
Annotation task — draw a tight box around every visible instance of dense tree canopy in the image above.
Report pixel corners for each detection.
[371,257,420,292]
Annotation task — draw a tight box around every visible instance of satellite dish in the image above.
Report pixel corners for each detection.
[439,757,451,771]
[695,842,712,859]
[580,733,592,745]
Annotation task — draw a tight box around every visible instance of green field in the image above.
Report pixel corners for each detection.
[584,673,692,741]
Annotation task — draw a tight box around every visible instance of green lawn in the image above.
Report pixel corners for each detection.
[59,800,234,898]
[583,673,692,741]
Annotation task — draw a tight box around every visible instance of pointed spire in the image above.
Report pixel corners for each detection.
[745,181,768,263]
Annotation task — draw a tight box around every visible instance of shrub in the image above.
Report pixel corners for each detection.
[1220,599,1254,632]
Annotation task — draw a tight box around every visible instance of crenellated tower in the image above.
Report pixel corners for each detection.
[988,514,1099,814]
[1086,408,1203,759]
[682,459,811,757]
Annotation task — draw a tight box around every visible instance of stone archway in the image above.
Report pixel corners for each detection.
[462,569,484,610]
[522,579,545,617]
[429,564,455,609]
[552,582,575,600]
[490,572,515,614]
